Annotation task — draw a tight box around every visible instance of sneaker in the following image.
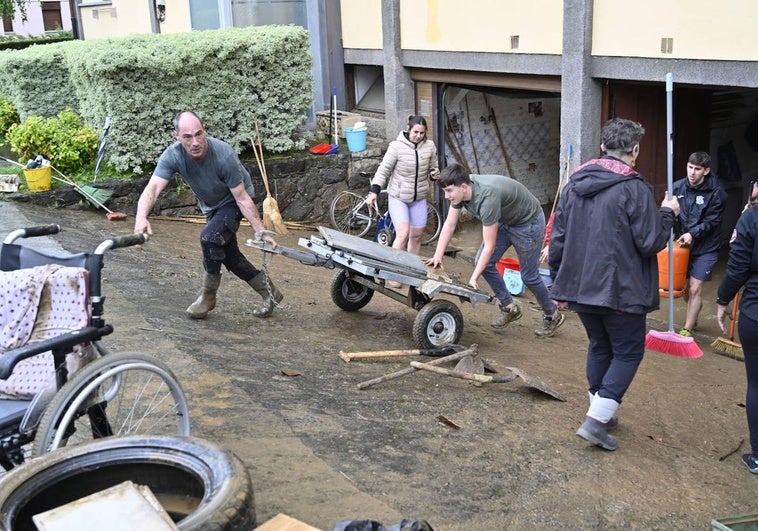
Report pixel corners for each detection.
[491,304,522,329]
[535,311,565,338]
[742,454,758,474]
[576,417,618,451]
[678,328,693,337]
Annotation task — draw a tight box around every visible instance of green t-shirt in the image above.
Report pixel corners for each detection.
[154,136,255,216]
[454,174,540,226]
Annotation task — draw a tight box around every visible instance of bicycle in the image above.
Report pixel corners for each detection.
[329,188,442,246]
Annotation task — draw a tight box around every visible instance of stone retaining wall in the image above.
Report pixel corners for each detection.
[5,141,387,223]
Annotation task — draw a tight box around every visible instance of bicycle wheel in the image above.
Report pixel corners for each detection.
[329,191,373,237]
[32,351,190,457]
[422,200,442,245]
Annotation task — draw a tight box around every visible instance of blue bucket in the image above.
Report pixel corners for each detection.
[345,127,367,152]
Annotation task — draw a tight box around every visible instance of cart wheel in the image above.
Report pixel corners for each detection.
[412,299,463,349]
[331,269,374,311]
[376,228,394,247]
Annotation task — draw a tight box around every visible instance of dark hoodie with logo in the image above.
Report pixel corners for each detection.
[548,157,676,314]
[672,172,727,256]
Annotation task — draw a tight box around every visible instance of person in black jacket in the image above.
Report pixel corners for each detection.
[549,118,679,451]
[672,152,727,337]
[716,202,758,473]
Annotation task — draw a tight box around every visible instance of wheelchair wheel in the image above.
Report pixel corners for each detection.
[0,435,255,530]
[31,351,190,457]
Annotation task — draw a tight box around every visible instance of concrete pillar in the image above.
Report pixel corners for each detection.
[382,0,414,140]
[560,0,602,174]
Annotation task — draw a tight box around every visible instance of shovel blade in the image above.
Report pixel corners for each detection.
[505,366,565,401]
[454,353,484,375]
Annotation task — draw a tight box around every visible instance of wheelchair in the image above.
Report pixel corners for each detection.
[0,224,190,471]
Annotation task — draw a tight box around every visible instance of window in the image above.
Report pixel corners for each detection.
[2,15,13,33]
[41,2,63,31]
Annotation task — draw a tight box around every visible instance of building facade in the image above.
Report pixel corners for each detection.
[340,0,758,236]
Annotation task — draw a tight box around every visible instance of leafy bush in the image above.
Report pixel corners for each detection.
[7,109,98,173]
[0,96,19,139]
[0,26,312,174]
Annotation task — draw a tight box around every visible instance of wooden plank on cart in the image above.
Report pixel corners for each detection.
[318,226,427,274]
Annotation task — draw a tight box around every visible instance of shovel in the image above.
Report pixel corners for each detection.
[409,361,565,401]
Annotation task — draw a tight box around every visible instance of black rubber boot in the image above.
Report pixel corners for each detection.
[186,273,221,319]
[247,272,283,318]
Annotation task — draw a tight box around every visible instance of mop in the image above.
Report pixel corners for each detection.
[644,73,702,358]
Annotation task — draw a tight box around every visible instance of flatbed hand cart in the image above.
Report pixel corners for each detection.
[246,226,495,349]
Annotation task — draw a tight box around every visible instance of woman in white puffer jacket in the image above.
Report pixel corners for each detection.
[366,115,439,255]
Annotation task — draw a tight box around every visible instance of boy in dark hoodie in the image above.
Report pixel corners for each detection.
[672,152,727,337]
[549,118,679,451]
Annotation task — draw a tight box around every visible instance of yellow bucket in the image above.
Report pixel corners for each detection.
[23,166,52,192]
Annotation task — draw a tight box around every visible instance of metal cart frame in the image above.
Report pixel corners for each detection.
[246,226,495,348]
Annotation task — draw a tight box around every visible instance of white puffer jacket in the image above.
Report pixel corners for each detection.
[371,131,439,203]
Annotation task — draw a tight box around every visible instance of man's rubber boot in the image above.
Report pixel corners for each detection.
[186,273,221,319]
[247,272,284,318]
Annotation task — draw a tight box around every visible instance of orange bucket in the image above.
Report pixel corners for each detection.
[496,257,520,277]
[657,243,689,298]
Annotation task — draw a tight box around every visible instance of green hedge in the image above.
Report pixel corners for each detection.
[0,30,74,51]
[0,25,313,173]
[0,40,81,121]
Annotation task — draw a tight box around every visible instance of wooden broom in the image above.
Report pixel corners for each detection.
[251,122,288,234]
[711,291,743,360]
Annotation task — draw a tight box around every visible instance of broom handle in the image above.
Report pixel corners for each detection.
[252,121,272,196]
[666,73,675,332]
[729,291,740,341]
[249,137,269,196]
[544,144,572,248]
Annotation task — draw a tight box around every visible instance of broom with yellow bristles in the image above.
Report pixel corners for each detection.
[711,291,744,361]
[251,121,288,234]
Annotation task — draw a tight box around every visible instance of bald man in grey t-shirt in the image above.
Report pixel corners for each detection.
[135,111,283,320]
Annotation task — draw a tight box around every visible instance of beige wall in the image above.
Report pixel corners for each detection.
[400,0,562,54]
[593,0,758,61]
[340,0,563,53]
[340,0,382,49]
[80,0,190,39]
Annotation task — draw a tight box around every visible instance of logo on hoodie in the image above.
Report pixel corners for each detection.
[696,195,704,205]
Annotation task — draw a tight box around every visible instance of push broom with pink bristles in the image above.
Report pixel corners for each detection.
[645,73,703,358]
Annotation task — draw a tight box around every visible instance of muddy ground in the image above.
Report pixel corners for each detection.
[3,201,756,530]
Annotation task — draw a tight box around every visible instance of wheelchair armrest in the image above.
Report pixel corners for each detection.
[0,325,113,380]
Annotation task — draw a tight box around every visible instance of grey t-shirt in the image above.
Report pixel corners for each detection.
[454,174,540,226]
[154,136,255,215]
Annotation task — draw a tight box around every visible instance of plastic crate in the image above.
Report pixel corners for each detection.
[712,514,758,531]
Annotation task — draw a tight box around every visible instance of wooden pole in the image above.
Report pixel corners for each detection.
[464,94,481,173]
